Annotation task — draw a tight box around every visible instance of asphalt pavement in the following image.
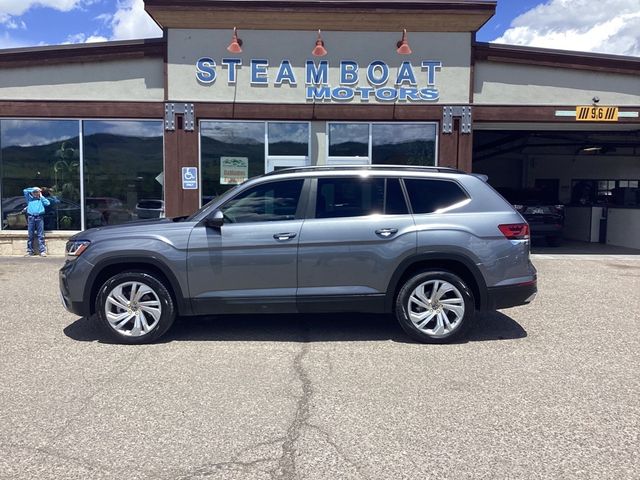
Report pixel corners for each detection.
[0,254,638,479]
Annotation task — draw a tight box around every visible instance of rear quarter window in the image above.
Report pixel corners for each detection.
[404,178,469,214]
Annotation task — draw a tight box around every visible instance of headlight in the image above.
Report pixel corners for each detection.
[66,240,90,258]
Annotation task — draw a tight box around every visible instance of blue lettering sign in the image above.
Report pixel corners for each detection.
[367,61,389,86]
[306,85,332,100]
[398,88,420,101]
[197,57,444,104]
[340,61,359,85]
[196,57,216,84]
[419,88,440,101]
[421,61,442,86]
[251,59,269,84]
[332,87,355,101]
[375,88,398,101]
[396,62,417,85]
[275,60,297,85]
[356,87,375,101]
[306,60,329,85]
[221,58,241,84]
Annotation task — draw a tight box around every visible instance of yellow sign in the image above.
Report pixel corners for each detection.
[576,106,619,122]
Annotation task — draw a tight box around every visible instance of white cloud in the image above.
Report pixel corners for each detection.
[63,32,108,44]
[493,0,640,57]
[109,0,162,40]
[0,31,26,48]
[5,18,27,30]
[94,13,112,24]
[0,1,86,18]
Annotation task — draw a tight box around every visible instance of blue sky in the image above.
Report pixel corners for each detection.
[1,1,639,56]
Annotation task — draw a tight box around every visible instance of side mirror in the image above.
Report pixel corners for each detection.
[204,209,224,228]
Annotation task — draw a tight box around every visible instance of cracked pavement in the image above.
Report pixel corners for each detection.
[1,255,639,479]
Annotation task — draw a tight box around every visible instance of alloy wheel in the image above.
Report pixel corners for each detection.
[104,281,162,337]
[407,279,465,338]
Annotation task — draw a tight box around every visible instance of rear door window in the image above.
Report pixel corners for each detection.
[404,179,468,214]
[316,177,408,218]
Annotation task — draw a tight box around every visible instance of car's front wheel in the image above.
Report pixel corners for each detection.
[95,271,176,344]
[395,270,475,343]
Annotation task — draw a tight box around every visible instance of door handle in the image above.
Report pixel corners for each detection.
[375,228,398,238]
[273,232,297,241]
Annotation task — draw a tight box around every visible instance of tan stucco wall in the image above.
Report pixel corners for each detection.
[474,61,640,105]
[168,29,471,104]
[0,58,164,101]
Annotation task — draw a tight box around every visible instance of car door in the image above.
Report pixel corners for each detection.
[297,176,416,313]
[187,178,308,315]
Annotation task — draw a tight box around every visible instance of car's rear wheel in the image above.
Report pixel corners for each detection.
[95,271,175,344]
[395,270,475,344]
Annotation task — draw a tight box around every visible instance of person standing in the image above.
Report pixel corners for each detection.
[23,187,50,257]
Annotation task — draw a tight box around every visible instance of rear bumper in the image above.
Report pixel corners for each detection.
[486,281,537,310]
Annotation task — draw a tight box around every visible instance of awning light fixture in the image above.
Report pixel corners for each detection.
[396,29,412,55]
[227,27,243,53]
[312,29,328,57]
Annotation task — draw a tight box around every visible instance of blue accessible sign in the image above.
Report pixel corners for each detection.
[182,167,198,190]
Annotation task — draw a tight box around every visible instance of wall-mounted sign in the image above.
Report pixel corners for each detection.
[182,167,198,190]
[220,157,249,185]
[195,58,442,103]
[575,106,619,122]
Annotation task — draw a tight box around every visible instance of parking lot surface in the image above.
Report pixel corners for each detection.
[0,255,638,480]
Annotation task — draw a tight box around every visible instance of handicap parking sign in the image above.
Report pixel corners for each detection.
[182,167,198,190]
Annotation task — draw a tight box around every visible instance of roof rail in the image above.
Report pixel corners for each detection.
[264,165,465,176]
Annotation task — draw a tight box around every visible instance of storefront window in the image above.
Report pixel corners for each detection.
[1,120,81,231]
[372,124,436,166]
[328,122,437,166]
[268,123,309,157]
[201,121,310,205]
[82,121,163,228]
[201,121,264,204]
[328,123,370,160]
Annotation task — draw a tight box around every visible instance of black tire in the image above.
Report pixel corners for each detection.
[95,271,176,344]
[395,270,475,344]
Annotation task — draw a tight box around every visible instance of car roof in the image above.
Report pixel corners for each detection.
[263,165,465,179]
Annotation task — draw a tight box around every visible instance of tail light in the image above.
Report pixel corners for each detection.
[498,223,530,240]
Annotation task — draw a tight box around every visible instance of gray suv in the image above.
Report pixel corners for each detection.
[60,166,537,344]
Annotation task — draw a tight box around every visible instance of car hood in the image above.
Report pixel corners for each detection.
[71,217,190,241]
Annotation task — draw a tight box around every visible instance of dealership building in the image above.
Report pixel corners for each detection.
[1,0,639,254]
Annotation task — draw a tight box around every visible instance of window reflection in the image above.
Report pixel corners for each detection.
[221,180,304,223]
[372,124,436,166]
[83,121,163,227]
[268,123,309,156]
[328,123,369,157]
[201,122,265,205]
[1,120,81,230]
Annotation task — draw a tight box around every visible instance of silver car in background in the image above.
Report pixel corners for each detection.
[60,165,537,344]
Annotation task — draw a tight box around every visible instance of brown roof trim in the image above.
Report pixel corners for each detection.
[145,0,496,31]
[145,0,496,11]
[0,38,166,69]
[0,100,164,118]
[474,42,640,76]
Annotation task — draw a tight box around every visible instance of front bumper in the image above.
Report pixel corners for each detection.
[59,261,88,316]
[486,280,537,310]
